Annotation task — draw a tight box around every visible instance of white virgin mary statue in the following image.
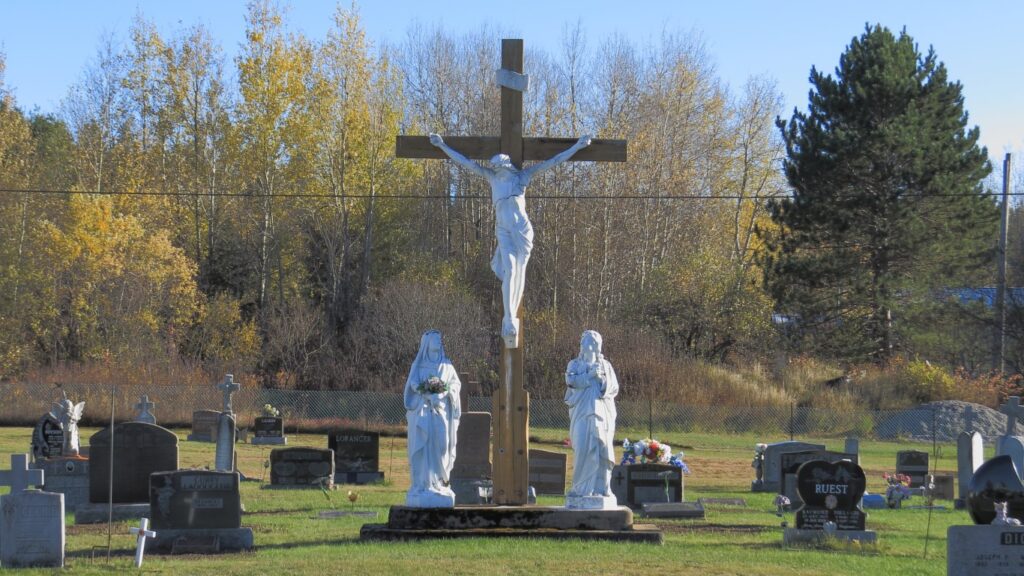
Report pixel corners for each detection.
[404,330,462,508]
[565,330,619,509]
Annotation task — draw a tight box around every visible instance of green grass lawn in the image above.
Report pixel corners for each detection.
[0,426,970,575]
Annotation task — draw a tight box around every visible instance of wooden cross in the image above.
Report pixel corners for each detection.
[1001,396,1024,436]
[396,39,627,505]
[129,517,157,568]
[0,453,45,493]
[218,374,240,414]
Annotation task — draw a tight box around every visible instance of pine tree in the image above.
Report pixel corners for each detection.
[764,24,995,362]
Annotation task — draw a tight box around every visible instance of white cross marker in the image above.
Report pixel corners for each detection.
[218,374,240,414]
[1001,396,1024,436]
[0,453,44,493]
[129,517,157,568]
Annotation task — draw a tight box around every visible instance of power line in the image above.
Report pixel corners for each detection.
[0,186,1018,201]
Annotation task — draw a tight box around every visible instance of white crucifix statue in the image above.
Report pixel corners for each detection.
[218,374,240,414]
[129,517,157,568]
[0,453,45,493]
[397,39,627,505]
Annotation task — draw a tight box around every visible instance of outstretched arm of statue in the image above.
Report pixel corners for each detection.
[522,134,593,180]
[429,133,491,179]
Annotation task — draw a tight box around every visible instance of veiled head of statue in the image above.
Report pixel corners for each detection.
[579,330,602,358]
[490,154,513,170]
[418,330,445,364]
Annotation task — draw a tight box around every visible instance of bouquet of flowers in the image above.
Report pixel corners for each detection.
[621,438,690,473]
[261,404,280,417]
[416,376,449,395]
[883,472,912,508]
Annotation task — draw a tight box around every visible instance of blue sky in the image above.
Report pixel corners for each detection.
[1,0,1021,159]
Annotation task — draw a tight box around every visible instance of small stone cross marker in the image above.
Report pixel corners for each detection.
[218,374,240,414]
[0,453,44,493]
[129,517,157,568]
[134,395,156,423]
[1000,396,1024,436]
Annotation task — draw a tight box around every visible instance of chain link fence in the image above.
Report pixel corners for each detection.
[0,381,1006,443]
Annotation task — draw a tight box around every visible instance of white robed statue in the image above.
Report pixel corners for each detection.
[565,330,619,509]
[429,133,592,348]
[404,330,462,508]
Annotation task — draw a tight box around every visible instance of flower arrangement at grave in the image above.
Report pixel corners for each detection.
[621,438,690,473]
[261,404,280,417]
[883,472,912,508]
[416,376,449,395]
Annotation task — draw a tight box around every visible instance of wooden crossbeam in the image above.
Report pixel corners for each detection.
[395,136,627,162]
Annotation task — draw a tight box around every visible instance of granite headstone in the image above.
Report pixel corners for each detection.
[450,412,491,504]
[149,470,241,530]
[896,450,930,486]
[252,416,286,445]
[88,422,178,503]
[188,410,221,442]
[269,448,335,488]
[957,431,984,508]
[329,430,384,484]
[528,449,567,495]
[756,441,826,493]
[794,459,867,530]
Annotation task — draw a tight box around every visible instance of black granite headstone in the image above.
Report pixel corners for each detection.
[270,448,335,487]
[329,430,383,483]
[967,455,1024,525]
[780,450,856,503]
[624,464,682,508]
[31,415,64,460]
[149,470,241,530]
[89,422,179,503]
[794,459,867,531]
[253,417,284,440]
[896,450,930,486]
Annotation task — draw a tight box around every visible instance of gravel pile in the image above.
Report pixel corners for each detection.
[874,400,1006,442]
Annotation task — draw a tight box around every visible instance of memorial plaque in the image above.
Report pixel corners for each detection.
[896,450,930,486]
[252,416,285,445]
[89,422,178,503]
[270,448,335,487]
[149,470,241,530]
[528,449,567,495]
[188,410,221,442]
[329,430,383,484]
[794,459,867,531]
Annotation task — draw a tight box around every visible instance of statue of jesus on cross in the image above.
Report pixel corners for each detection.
[429,133,592,348]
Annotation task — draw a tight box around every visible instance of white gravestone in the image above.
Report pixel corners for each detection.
[997,396,1024,479]
[129,517,156,568]
[948,525,1024,576]
[957,431,984,508]
[134,395,156,425]
[0,454,64,568]
[565,330,619,510]
[404,331,462,508]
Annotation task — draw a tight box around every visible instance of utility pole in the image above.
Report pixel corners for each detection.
[993,153,1011,374]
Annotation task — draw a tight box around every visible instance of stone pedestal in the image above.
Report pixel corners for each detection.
[149,528,254,554]
[74,502,150,524]
[406,490,456,508]
[566,494,617,510]
[783,528,877,544]
[35,457,89,511]
[360,505,662,543]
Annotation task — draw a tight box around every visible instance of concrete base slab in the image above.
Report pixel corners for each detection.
[74,502,149,524]
[783,528,877,545]
[335,471,384,485]
[566,494,618,510]
[251,437,287,445]
[359,522,663,544]
[150,528,254,553]
[642,501,705,519]
[385,505,634,531]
